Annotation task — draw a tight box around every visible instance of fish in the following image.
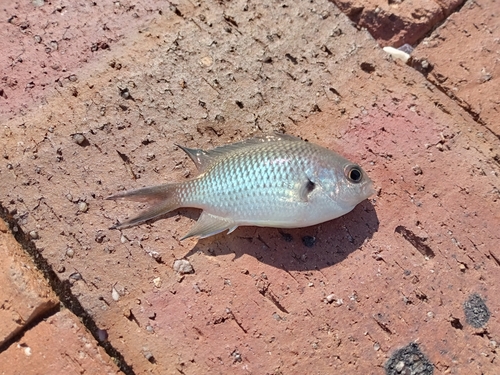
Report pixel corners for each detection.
[107,133,375,240]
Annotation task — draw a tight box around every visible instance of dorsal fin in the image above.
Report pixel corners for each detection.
[176,145,212,172]
[177,133,302,172]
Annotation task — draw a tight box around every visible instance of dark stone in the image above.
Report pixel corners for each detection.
[464,293,490,328]
[385,342,433,375]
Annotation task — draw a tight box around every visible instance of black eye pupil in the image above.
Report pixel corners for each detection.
[349,168,362,182]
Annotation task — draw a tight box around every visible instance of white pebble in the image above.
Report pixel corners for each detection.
[19,345,32,356]
[173,259,194,274]
[395,360,405,372]
[153,277,162,288]
[78,201,88,212]
[112,287,120,301]
[326,294,336,303]
[72,133,86,145]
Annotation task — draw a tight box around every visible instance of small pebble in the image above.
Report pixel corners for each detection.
[326,294,336,303]
[173,259,194,274]
[66,248,74,258]
[120,88,131,99]
[123,309,133,319]
[78,201,88,212]
[112,287,120,301]
[231,349,242,362]
[96,328,108,342]
[57,265,65,273]
[412,165,423,175]
[143,350,155,363]
[395,360,405,372]
[72,133,86,145]
[29,230,39,239]
[49,40,58,51]
[153,277,162,288]
[147,249,162,262]
[69,272,82,281]
[22,346,32,357]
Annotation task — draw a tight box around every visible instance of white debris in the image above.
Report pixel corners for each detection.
[112,287,120,301]
[383,46,410,63]
[153,277,162,288]
[17,344,32,356]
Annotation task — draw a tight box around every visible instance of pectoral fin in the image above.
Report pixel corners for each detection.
[181,211,237,240]
[298,177,316,202]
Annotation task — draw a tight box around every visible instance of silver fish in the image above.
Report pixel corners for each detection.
[107,134,375,240]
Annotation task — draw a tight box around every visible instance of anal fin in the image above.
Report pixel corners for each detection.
[181,212,237,240]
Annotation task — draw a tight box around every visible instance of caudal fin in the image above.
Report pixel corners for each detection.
[107,184,180,229]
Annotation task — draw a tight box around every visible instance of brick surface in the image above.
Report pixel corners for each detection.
[413,0,500,137]
[0,0,499,374]
[0,309,120,375]
[331,0,465,46]
[0,218,58,347]
[0,0,162,123]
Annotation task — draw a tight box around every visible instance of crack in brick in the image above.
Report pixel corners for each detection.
[0,204,136,375]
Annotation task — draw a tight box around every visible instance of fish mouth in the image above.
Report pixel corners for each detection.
[363,181,376,199]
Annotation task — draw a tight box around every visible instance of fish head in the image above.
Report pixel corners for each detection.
[317,159,375,210]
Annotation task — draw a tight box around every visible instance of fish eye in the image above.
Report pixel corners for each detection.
[345,165,363,183]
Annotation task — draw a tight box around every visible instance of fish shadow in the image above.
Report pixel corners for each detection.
[182,200,379,271]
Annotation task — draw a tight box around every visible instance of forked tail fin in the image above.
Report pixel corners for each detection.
[107,183,180,229]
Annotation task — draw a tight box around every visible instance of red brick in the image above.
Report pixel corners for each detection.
[0,309,120,375]
[0,219,58,347]
[413,0,500,136]
[332,0,464,46]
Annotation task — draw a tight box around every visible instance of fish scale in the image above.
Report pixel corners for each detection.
[107,134,375,240]
[189,143,305,216]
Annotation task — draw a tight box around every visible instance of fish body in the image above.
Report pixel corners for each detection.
[108,134,374,239]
